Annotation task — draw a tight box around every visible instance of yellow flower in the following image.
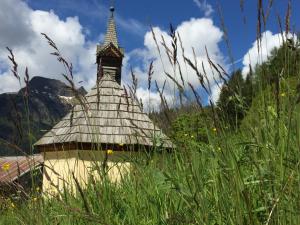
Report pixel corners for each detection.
[212,128,217,132]
[217,147,222,152]
[2,163,10,171]
[280,92,286,97]
[191,135,194,138]
[107,149,113,155]
[33,197,37,202]
[10,202,15,208]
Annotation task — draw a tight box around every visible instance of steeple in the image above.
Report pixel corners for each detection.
[96,5,124,85]
[103,6,119,47]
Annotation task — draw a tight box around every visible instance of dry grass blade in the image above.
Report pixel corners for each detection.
[43,166,64,196]
[177,60,185,86]
[202,61,212,94]
[192,48,197,68]
[184,56,209,95]
[70,107,74,127]
[6,47,20,82]
[155,80,166,107]
[151,26,161,56]
[151,25,166,72]
[131,67,138,95]
[128,86,142,111]
[61,74,87,112]
[276,14,284,43]
[165,72,184,93]
[0,138,28,156]
[148,61,154,90]
[239,0,247,24]
[264,0,274,24]
[139,97,144,111]
[23,67,30,98]
[41,33,73,80]
[161,35,173,66]
[96,59,103,110]
[188,82,203,108]
[123,85,130,112]
[217,63,230,79]
[266,160,300,225]
[257,0,263,52]
[10,97,23,140]
[209,99,218,129]
[205,46,228,86]
[155,80,170,121]
[71,172,91,215]
[169,23,177,66]
[240,0,244,12]
[217,4,235,66]
[41,32,58,51]
[178,32,189,82]
[285,0,291,37]
[177,32,185,60]
[41,32,89,117]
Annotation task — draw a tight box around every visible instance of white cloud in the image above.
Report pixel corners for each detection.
[124,17,226,105]
[135,87,174,112]
[193,0,214,17]
[0,72,21,94]
[0,0,224,106]
[242,31,294,77]
[0,0,97,94]
[211,83,222,103]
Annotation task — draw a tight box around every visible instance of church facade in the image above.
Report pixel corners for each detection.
[34,7,173,195]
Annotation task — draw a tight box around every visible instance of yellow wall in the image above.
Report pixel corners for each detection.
[42,150,132,196]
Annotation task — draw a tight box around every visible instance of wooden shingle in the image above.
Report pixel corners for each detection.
[35,73,173,150]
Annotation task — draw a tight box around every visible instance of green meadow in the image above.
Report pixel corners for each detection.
[1,0,300,224]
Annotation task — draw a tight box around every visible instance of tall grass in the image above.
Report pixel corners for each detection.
[1,0,300,224]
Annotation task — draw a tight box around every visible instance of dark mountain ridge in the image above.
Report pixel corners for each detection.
[0,76,86,156]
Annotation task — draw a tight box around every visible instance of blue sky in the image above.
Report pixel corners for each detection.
[25,0,300,65]
[0,0,299,108]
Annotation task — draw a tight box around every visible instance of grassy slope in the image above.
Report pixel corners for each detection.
[2,80,300,224]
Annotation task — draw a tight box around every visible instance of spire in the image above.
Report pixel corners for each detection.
[103,6,119,47]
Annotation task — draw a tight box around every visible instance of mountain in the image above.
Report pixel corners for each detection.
[0,76,86,156]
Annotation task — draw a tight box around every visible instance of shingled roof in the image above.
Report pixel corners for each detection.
[0,155,43,184]
[34,71,173,150]
[34,6,173,151]
[103,7,119,48]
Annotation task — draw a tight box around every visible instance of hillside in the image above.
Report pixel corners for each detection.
[0,76,86,156]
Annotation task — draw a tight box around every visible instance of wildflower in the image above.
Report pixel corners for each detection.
[184,133,188,137]
[107,149,113,155]
[2,163,10,171]
[10,202,15,209]
[36,187,40,192]
[191,135,194,138]
[217,147,221,152]
[280,92,286,97]
[33,197,37,202]
[212,128,217,132]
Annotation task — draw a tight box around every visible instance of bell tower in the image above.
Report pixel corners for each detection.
[96,6,124,84]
